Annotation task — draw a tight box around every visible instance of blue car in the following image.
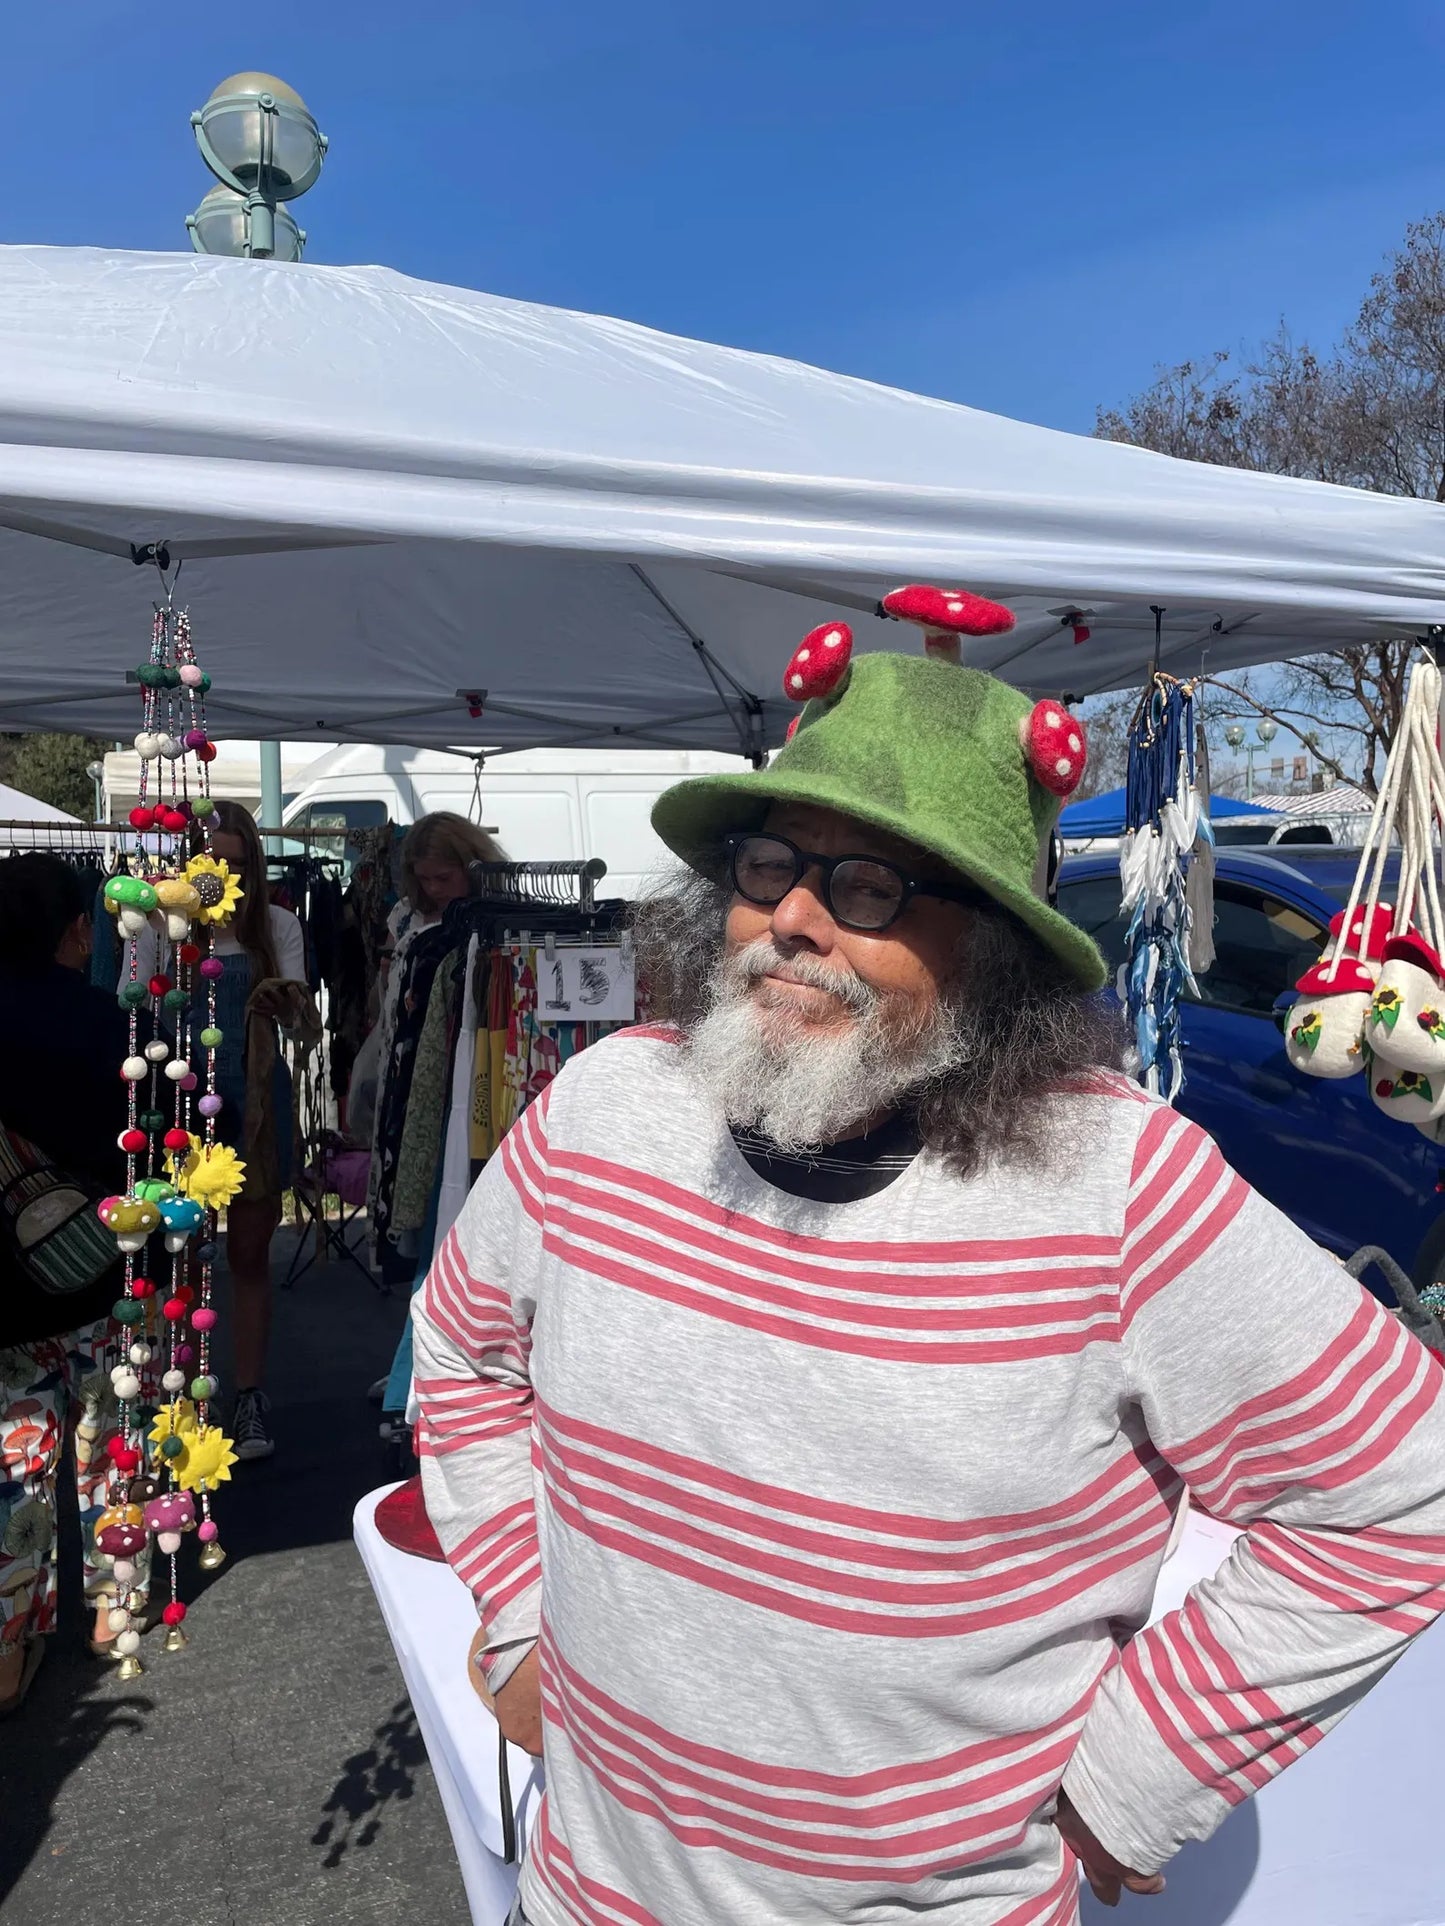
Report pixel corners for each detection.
[1057,845,1443,1294]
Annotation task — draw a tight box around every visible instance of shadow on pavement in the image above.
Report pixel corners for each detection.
[312,1693,430,1868]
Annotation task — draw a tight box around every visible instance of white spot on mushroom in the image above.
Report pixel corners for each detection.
[798,648,811,662]
[790,673,805,691]
[1068,732,1082,752]
[1044,709,1062,729]
[824,630,843,648]
[1055,756,1072,777]
[946,599,963,612]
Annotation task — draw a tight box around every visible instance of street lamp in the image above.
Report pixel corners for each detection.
[85,758,105,824]
[186,72,327,260]
[1223,717,1279,802]
[188,182,305,263]
[185,72,327,863]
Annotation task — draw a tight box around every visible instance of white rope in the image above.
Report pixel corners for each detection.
[1325,680,1411,977]
[1327,654,1445,975]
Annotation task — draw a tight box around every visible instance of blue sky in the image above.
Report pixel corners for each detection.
[13,0,1445,434]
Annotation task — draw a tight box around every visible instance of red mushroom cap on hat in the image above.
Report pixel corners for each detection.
[1020,701,1087,797]
[782,622,853,703]
[880,584,1016,638]
[1383,930,1445,977]
[1296,957,1376,997]
[1329,902,1394,962]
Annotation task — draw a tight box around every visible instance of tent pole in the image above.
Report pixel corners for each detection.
[260,740,283,873]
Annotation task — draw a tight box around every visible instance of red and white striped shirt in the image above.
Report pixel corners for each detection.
[414,1026,1445,1926]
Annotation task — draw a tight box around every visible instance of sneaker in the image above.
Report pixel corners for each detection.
[232,1388,275,1462]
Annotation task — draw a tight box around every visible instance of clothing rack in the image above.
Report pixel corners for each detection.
[469,857,607,912]
[0,821,109,866]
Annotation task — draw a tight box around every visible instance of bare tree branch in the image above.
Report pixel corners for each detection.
[1095,218,1445,793]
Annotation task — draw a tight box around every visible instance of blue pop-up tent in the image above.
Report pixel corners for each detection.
[1060,786,1277,840]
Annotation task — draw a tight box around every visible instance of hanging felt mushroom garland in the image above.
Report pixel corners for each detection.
[1118,668,1210,1102]
[1282,652,1445,1130]
[97,595,243,1678]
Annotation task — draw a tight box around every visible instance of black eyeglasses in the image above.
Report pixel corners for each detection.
[725,832,983,933]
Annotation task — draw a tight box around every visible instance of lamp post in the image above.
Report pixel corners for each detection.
[187,73,327,863]
[86,758,105,825]
[1223,717,1279,802]
[186,72,326,261]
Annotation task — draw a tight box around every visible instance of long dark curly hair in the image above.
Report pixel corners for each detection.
[632,870,1121,1180]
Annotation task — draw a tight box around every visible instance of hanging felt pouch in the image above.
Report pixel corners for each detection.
[1284,957,1374,1079]
[1365,932,1445,1076]
[1366,1035,1445,1125]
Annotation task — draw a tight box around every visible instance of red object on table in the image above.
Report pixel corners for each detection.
[374,1477,445,1562]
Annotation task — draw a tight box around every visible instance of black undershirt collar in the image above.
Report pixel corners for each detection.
[729,1109,921,1202]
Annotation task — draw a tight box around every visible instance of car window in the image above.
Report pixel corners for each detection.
[1055,875,1127,982]
[291,800,389,878]
[1189,882,1326,1018]
[1057,873,1327,1018]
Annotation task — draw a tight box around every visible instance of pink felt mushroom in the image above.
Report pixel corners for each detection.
[1020,700,1088,797]
[878,584,1016,664]
[782,622,853,703]
[145,1489,197,1555]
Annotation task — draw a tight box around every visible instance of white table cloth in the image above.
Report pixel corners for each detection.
[357,1488,1445,1926]
[355,1487,541,1923]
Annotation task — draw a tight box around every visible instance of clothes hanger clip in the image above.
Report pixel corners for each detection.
[544,931,556,962]
[620,929,635,965]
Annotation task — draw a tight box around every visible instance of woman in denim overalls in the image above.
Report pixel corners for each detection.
[189,803,307,1463]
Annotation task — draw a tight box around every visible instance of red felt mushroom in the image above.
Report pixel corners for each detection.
[1382,930,1445,977]
[1328,902,1394,962]
[1295,957,1376,997]
[782,621,853,703]
[1019,700,1088,797]
[96,1520,148,1558]
[878,584,1016,664]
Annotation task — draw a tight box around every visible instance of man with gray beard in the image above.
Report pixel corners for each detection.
[413,607,1445,1926]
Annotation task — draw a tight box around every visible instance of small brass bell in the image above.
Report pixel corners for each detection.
[163,1624,189,1654]
[116,1654,146,1681]
[197,1540,227,1572]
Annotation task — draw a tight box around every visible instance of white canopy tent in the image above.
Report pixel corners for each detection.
[0,781,78,825]
[1,245,1444,759]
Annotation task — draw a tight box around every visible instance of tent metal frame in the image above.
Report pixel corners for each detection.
[0,513,768,764]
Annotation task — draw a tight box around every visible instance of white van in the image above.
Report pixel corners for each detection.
[280,744,749,900]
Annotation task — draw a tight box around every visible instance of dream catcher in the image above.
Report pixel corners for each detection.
[1119,668,1211,1102]
[94,593,246,1678]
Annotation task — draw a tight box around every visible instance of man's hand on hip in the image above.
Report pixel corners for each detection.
[480,1639,543,1758]
[1055,1791,1165,1908]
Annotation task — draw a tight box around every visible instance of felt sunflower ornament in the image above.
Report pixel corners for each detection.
[183,853,243,926]
[182,1143,247,1209]
[175,1425,239,1494]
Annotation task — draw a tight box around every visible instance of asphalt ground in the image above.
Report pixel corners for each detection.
[0,1226,471,1926]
